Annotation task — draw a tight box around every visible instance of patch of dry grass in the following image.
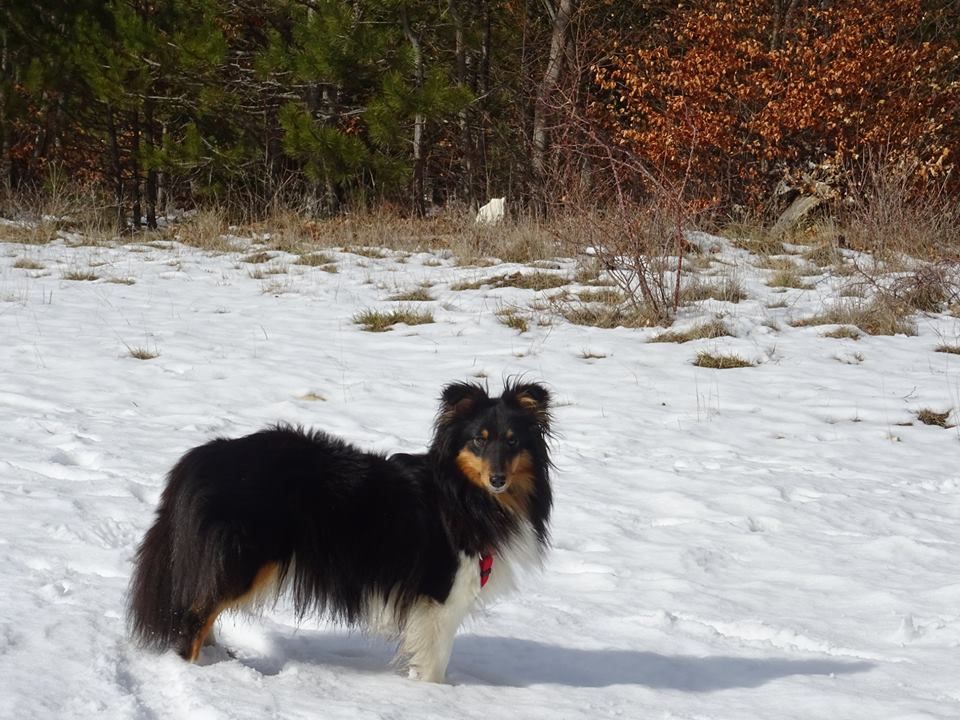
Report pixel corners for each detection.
[298,391,327,402]
[555,298,660,329]
[495,308,529,333]
[791,298,917,336]
[348,246,387,259]
[934,344,960,355]
[682,276,747,304]
[169,209,234,251]
[839,161,960,261]
[295,252,337,266]
[62,269,100,281]
[353,307,435,332]
[128,346,159,360]
[916,408,952,427]
[0,220,58,245]
[13,258,45,270]
[731,234,786,256]
[650,318,732,344]
[823,326,861,340]
[241,251,273,264]
[389,287,433,302]
[803,242,840,268]
[693,351,755,369]
[577,288,623,304]
[452,271,570,292]
[767,268,815,290]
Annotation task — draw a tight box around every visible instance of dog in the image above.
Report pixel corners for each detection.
[128,380,553,682]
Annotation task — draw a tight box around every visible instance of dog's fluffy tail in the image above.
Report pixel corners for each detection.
[127,453,230,653]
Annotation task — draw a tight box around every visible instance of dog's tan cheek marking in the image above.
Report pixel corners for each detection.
[497,450,536,514]
[457,448,490,491]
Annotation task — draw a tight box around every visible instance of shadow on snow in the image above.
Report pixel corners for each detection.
[225,628,874,691]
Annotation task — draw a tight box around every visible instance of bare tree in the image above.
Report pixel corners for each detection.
[531,0,576,216]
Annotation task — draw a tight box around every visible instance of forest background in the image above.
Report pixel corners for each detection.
[1,0,958,240]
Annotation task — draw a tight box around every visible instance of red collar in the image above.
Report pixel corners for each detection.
[479,552,493,588]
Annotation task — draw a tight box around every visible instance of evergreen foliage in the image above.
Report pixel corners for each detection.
[0,1,956,222]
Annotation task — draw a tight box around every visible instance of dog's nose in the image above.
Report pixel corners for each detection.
[490,474,507,489]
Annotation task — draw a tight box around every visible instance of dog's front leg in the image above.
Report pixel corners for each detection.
[400,554,479,682]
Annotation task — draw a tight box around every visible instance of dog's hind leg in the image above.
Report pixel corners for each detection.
[400,554,479,683]
[176,562,281,663]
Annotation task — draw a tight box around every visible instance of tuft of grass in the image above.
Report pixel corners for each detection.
[495,308,529,333]
[62,269,100,281]
[353,306,435,332]
[916,408,951,427]
[767,268,815,290]
[681,276,747,304]
[452,271,569,292]
[934,344,960,355]
[448,219,558,265]
[451,277,492,291]
[241,251,273,264]
[755,255,801,271]
[693,351,756,369]
[729,231,786,256]
[389,287,433,302]
[295,252,336,266]
[298,391,327,402]
[650,318,732,344]
[577,288,623,304]
[13,258,45,270]
[803,242,840,267]
[501,272,570,290]
[573,262,616,287]
[106,277,136,285]
[319,263,338,273]
[823,326,861,340]
[128,346,159,360]
[348,246,387,259]
[248,264,289,279]
[169,209,234,251]
[260,278,294,295]
[0,220,58,245]
[557,300,659,329]
[791,298,917,336]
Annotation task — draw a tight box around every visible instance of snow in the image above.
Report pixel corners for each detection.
[1,234,959,719]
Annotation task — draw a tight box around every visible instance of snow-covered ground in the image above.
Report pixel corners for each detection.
[1,233,959,719]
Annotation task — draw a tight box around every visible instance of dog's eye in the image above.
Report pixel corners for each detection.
[473,435,487,448]
[506,436,518,447]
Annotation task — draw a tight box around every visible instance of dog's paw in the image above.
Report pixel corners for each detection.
[407,665,448,683]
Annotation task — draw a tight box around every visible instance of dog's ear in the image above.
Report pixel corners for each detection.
[439,382,489,419]
[504,382,551,431]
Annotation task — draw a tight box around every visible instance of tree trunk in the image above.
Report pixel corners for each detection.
[106,104,125,232]
[770,0,800,51]
[0,29,11,200]
[144,94,157,230]
[531,0,575,216]
[401,7,426,218]
[131,109,142,230]
[479,0,492,199]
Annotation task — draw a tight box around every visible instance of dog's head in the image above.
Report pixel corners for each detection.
[434,381,551,510]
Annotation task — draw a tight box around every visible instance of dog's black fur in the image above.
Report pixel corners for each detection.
[128,381,552,666]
